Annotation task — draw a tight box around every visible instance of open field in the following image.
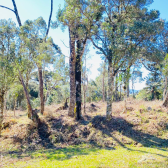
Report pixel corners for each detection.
[0,100,168,167]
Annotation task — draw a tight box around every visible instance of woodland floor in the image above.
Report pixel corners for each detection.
[0,99,168,167]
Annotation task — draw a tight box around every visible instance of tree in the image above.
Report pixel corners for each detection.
[0,19,16,135]
[20,17,55,115]
[87,0,163,119]
[0,0,53,118]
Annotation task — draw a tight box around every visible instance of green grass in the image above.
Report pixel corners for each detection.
[5,144,168,168]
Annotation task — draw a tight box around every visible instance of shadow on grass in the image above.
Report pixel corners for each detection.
[91,116,168,158]
[2,114,168,162]
[36,146,100,161]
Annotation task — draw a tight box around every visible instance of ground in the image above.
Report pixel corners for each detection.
[0,99,168,167]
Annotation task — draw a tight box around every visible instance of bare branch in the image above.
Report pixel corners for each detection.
[11,0,22,26]
[45,0,53,39]
[0,5,15,13]
[90,38,107,57]
[61,40,69,48]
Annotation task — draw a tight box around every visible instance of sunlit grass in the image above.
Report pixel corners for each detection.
[6,145,168,168]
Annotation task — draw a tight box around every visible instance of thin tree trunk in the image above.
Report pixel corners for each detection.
[106,60,114,120]
[102,60,106,102]
[124,87,127,112]
[83,84,86,114]
[0,90,5,136]
[14,97,16,117]
[163,77,167,101]
[68,27,76,117]
[163,91,168,107]
[127,80,129,98]
[19,71,33,119]
[83,56,87,114]
[119,83,122,101]
[75,40,82,120]
[4,91,7,117]
[132,76,135,98]
[38,66,44,114]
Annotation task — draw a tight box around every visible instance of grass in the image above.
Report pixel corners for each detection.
[3,144,168,168]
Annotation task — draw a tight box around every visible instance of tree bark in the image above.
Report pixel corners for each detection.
[19,71,33,119]
[68,27,76,117]
[83,56,87,114]
[163,91,168,107]
[163,77,167,101]
[4,91,7,116]
[106,60,114,120]
[38,66,44,114]
[75,40,82,120]
[14,97,16,117]
[0,90,5,136]
[102,60,106,102]
[132,76,135,98]
[127,79,129,98]
[114,74,119,101]
[119,83,122,101]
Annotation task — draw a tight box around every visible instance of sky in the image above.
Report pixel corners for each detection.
[0,0,167,90]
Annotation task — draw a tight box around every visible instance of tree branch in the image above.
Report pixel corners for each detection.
[11,0,22,26]
[0,5,15,13]
[90,38,107,57]
[45,0,53,39]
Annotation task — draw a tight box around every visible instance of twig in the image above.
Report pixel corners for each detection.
[61,40,69,48]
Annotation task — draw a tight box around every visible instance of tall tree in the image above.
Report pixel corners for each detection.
[87,0,162,119]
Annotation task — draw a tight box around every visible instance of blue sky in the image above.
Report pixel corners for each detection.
[0,0,167,90]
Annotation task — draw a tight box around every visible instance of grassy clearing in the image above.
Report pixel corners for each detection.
[1,100,168,167]
[3,145,168,168]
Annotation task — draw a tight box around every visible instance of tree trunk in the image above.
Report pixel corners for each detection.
[119,83,122,101]
[83,56,87,114]
[163,91,168,107]
[132,76,135,98]
[38,66,44,114]
[124,87,127,112]
[102,60,106,102]
[4,91,7,117]
[14,97,16,117]
[68,27,76,117]
[75,40,82,120]
[0,90,5,136]
[163,77,167,101]
[106,60,114,120]
[19,71,33,119]
[114,74,119,101]
[127,80,129,98]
